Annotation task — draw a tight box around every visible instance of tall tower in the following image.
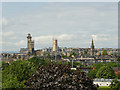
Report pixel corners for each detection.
[27,33,31,49]
[52,39,58,52]
[27,33,34,53]
[91,39,95,56]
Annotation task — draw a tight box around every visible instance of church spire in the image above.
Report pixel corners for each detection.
[91,39,94,47]
[91,39,95,56]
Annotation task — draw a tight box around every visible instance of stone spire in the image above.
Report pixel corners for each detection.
[91,39,95,56]
[91,39,94,48]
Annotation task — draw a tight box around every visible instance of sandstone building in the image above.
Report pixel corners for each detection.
[20,33,34,54]
[27,33,34,53]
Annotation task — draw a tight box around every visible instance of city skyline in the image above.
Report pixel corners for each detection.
[2,2,118,52]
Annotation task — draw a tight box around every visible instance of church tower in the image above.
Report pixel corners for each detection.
[91,39,95,56]
[52,39,58,52]
[27,33,34,53]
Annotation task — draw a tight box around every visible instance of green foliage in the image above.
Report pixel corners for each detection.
[2,74,26,88]
[93,63,105,70]
[2,62,9,70]
[116,74,120,79]
[88,70,97,78]
[110,53,113,55]
[98,86,110,90]
[117,58,120,62]
[2,57,52,88]
[107,62,120,67]
[96,65,115,79]
[93,62,120,68]
[84,51,88,54]
[66,61,84,68]
[43,53,51,58]
[2,60,35,88]
[109,79,120,89]
[33,52,36,57]
[102,50,108,55]
[70,52,76,57]
[88,63,105,78]
[88,62,120,79]
[72,61,84,68]
[62,55,68,58]
[28,56,50,68]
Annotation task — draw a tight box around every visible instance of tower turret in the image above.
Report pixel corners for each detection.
[52,39,58,52]
[27,33,32,49]
[27,33,34,53]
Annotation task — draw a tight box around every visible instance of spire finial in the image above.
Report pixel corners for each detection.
[91,38,94,47]
[92,38,93,43]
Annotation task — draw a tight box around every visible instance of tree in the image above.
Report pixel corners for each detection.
[88,70,96,78]
[69,61,84,68]
[62,55,68,58]
[88,63,120,79]
[96,65,115,79]
[2,60,35,88]
[88,63,105,79]
[28,57,45,67]
[117,58,120,62]
[107,62,120,67]
[70,52,76,57]
[25,63,97,90]
[109,79,120,89]
[102,50,108,55]
[2,74,26,88]
[84,51,88,54]
[116,74,120,79]
[2,62,9,70]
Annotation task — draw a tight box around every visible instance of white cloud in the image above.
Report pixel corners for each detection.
[15,40,26,46]
[57,34,74,40]
[92,34,109,41]
[1,41,13,45]
[34,35,52,43]
[2,17,8,26]
[2,31,14,36]
[0,31,2,36]
[33,34,74,44]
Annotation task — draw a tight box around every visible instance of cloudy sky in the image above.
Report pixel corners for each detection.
[2,2,118,52]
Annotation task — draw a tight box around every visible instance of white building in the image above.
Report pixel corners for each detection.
[93,78,120,86]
